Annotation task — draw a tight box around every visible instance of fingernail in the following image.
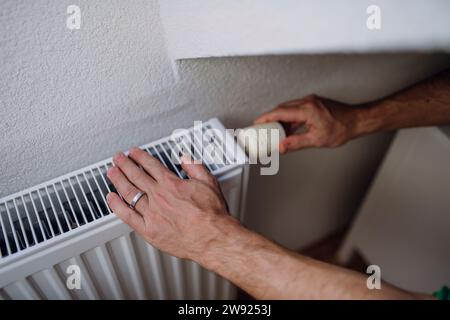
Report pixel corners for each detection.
[180,154,192,163]
[129,147,140,154]
[107,167,117,177]
[279,143,286,154]
[106,193,112,203]
[113,152,124,162]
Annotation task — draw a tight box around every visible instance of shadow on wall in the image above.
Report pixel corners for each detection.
[176,53,450,130]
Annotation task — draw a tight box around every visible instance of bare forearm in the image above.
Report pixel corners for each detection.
[353,69,450,137]
[197,216,419,300]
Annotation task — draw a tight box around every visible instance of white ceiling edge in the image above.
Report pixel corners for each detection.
[159,0,450,60]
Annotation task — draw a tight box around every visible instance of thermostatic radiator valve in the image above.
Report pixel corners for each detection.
[236,122,286,160]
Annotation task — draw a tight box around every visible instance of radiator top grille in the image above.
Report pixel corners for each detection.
[0,120,241,260]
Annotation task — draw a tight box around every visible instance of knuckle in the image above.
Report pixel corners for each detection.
[143,184,153,194]
[132,147,145,157]
[310,137,323,148]
[207,173,216,182]
[145,153,157,163]
[130,170,143,182]
[165,174,180,186]
[152,187,170,205]
[207,175,218,187]
[259,112,273,120]
[123,186,138,201]
[144,220,157,240]
[290,140,301,149]
[303,101,315,109]
[121,209,132,224]
[137,148,147,157]
[306,94,317,101]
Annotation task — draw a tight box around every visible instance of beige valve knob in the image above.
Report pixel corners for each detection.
[236,122,286,160]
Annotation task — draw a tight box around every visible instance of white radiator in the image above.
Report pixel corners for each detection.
[0,118,249,300]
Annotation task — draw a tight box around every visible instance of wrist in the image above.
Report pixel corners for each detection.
[329,100,382,144]
[352,102,386,138]
[192,215,244,271]
[195,215,253,272]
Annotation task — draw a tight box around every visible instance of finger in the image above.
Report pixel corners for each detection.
[107,192,146,234]
[283,122,304,135]
[107,166,149,212]
[113,152,155,191]
[280,134,315,153]
[180,154,217,188]
[275,96,311,107]
[128,147,176,182]
[254,105,308,125]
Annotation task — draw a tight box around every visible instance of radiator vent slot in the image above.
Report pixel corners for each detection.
[0,121,239,259]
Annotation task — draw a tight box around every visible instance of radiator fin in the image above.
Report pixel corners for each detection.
[0,288,8,300]
[107,234,146,299]
[131,232,169,299]
[57,256,100,300]
[82,245,125,299]
[4,279,41,300]
[30,268,72,300]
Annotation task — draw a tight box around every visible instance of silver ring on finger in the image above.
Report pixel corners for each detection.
[129,190,146,210]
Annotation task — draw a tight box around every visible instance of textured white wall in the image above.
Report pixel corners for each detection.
[1,0,449,249]
[160,0,450,59]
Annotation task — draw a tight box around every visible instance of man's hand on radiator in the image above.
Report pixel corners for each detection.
[104,148,419,300]
[105,148,237,261]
